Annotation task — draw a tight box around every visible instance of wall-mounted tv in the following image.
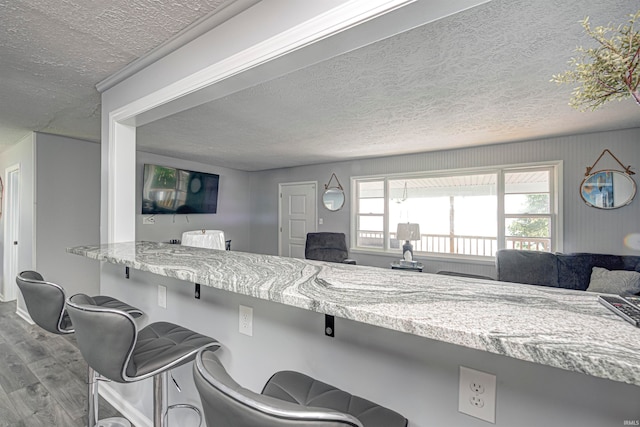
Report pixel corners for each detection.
[142,164,219,214]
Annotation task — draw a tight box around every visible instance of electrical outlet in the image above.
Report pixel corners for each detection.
[459,366,496,423]
[158,285,167,308]
[239,305,253,336]
[470,381,485,394]
[143,216,155,225]
[469,395,485,408]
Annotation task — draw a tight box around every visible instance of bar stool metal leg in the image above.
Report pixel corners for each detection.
[88,367,98,427]
[153,371,169,427]
[88,367,132,427]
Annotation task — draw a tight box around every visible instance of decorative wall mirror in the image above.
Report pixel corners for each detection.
[322,172,345,211]
[580,149,636,209]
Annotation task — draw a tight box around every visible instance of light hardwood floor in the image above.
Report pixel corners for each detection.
[0,300,123,426]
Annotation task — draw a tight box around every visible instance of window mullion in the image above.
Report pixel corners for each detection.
[497,170,506,251]
[384,178,389,251]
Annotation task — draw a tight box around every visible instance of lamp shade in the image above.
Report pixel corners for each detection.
[396,223,420,241]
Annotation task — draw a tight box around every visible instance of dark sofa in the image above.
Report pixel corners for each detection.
[496,249,640,291]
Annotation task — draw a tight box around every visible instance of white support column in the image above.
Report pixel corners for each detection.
[108,119,136,244]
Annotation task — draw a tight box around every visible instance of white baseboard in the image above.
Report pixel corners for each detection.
[16,306,34,325]
[99,383,151,427]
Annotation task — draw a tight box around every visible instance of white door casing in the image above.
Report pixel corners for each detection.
[279,182,317,258]
[3,164,20,301]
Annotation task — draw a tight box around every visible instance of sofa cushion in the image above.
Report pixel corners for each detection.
[557,253,640,291]
[586,267,640,295]
[496,249,559,287]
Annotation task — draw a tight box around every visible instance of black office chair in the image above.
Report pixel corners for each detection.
[193,349,407,427]
[16,270,144,427]
[67,293,220,427]
[305,232,356,264]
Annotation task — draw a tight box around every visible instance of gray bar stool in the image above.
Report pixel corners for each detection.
[193,349,408,427]
[66,293,220,427]
[16,270,143,427]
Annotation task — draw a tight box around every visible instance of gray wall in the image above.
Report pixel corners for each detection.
[34,133,101,297]
[100,264,640,427]
[136,152,251,252]
[249,127,640,277]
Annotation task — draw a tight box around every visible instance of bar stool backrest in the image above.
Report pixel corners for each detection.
[66,294,138,383]
[193,350,363,427]
[16,271,73,334]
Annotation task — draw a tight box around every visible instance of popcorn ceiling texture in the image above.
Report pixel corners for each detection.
[0,0,638,170]
[0,0,232,144]
[137,0,640,171]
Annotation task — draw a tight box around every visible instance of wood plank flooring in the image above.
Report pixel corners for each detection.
[0,300,124,426]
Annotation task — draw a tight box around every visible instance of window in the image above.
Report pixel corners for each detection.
[504,170,553,252]
[352,163,560,258]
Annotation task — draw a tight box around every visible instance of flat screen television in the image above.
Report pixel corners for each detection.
[142,164,219,214]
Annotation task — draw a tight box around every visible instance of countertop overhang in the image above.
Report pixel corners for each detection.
[68,241,640,387]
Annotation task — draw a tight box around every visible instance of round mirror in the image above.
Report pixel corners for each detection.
[322,188,345,211]
[580,170,636,209]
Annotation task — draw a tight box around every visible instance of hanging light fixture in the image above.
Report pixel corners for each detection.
[394,181,408,204]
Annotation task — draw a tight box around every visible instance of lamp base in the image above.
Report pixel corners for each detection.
[402,241,413,261]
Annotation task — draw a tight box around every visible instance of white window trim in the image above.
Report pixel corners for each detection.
[350,161,563,261]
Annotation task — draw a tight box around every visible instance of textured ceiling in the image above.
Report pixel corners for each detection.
[1,0,638,171]
[0,0,236,145]
[137,0,640,171]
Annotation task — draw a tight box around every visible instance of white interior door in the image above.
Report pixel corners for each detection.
[279,182,317,258]
[3,165,20,301]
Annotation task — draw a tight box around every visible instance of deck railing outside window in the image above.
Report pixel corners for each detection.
[358,231,550,256]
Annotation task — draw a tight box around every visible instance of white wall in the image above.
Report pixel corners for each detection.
[0,133,35,303]
[34,133,101,298]
[136,151,251,251]
[249,127,640,277]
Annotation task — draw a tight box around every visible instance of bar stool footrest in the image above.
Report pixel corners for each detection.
[96,417,131,427]
[165,403,202,427]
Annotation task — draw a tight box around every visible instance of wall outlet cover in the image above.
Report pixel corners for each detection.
[459,366,496,423]
[157,285,167,308]
[239,305,253,336]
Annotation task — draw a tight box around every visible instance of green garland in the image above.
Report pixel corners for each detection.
[552,11,640,111]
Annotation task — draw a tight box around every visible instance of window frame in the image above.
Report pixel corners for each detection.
[350,161,563,261]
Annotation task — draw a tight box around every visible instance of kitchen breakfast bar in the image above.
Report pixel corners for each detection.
[69,241,640,426]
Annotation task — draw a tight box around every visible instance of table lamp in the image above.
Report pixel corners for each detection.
[396,223,420,261]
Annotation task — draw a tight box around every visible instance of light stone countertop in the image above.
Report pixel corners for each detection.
[68,241,640,387]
